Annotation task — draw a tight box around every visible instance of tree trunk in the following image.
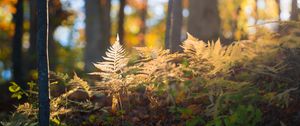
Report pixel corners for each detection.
[139,0,148,46]
[37,0,50,124]
[254,0,259,25]
[187,0,220,42]
[165,0,183,52]
[118,0,126,44]
[277,0,281,21]
[12,0,24,88]
[84,0,111,72]
[291,0,298,21]
[276,0,282,32]
[27,0,37,79]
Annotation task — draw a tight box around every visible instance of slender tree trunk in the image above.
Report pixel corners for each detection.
[139,0,148,46]
[231,6,241,40]
[254,0,258,25]
[37,0,50,124]
[27,0,37,79]
[118,0,126,44]
[84,0,111,72]
[165,0,183,52]
[291,0,298,21]
[276,0,282,32]
[277,0,281,21]
[12,0,24,88]
[187,0,220,42]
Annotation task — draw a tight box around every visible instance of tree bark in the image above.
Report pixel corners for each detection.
[187,0,220,42]
[37,0,50,125]
[118,0,126,44]
[165,0,183,52]
[84,0,111,72]
[254,0,259,25]
[276,0,282,32]
[12,0,24,88]
[291,0,298,21]
[277,0,281,21]
[139,0,148,46]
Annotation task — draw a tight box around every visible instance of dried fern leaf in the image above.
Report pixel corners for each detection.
[69,72,91,96]
[181,33,249,74]
[91,35,128,80]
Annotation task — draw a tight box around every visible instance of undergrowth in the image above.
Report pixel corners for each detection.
[2,25,300,126]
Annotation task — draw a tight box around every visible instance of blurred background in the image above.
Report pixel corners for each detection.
[0,0,299,113]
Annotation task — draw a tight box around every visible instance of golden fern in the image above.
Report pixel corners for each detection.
[90,35,128,80]
[133,47,182,77]
[69,73,91,96]
[134,47,170,59]
[181,33,248,74]
[181,33,207,56]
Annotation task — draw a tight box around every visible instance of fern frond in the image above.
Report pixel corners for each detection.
[181,33,249,74]
[90,35,128,80]
[69,72,91,96]
[134,47,170,59]
[181,33,207,56]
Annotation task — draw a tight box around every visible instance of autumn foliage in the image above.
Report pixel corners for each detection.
[3,25,300,125]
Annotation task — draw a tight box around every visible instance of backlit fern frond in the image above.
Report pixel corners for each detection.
[181,33,248,74]
[69,73,91,96]
[90,35,128,80]
[134,47,170,60]
[132,47,169,74]
[181,33,206,56]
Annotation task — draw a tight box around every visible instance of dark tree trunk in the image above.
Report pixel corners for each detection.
[37,0,50,125]
[12,0,24,88]
[291,0,298,21]
[187,0,220,42]
[139,0,148,46]
[118,0,126,44]
[84,0,111,72]
[27,0,37,79]
[165,0,183,52]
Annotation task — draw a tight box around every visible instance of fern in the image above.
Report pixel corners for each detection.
[181,33,248,74]
[88,35,129,113]
[90,35,128,80]
[69,72,91,96]
[134,47,170,59]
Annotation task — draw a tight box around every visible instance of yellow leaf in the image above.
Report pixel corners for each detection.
[9,82,20,93]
